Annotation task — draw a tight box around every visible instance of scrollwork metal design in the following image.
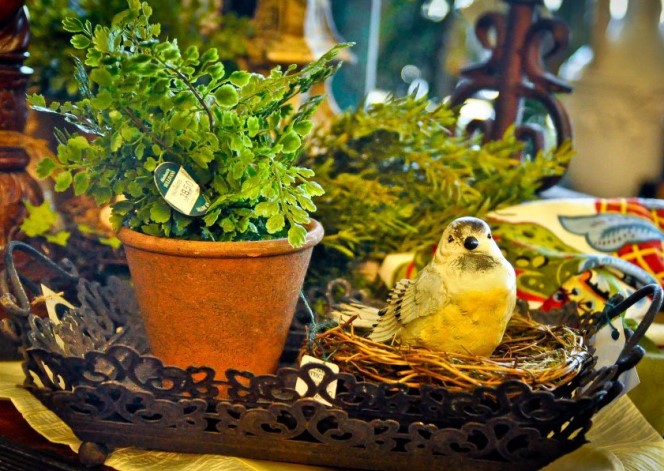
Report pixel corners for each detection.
[450,0,572,190]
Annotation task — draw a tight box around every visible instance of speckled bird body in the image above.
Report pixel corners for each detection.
[369,217,516,356]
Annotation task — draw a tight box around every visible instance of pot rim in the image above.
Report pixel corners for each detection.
[117,219,324,258]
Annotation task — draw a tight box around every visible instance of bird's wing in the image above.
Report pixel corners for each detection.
[326,302,381,329]
[397,265,444,324]
[369,266,446,342]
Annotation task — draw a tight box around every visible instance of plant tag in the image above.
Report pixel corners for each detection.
[40,284,75,351]
[154,162,210,216]
[295,355,339,406]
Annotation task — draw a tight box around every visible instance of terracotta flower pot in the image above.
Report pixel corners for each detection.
[117,220,324,379]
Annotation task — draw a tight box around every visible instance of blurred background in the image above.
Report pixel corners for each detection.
[327,0,664,199]
[25,0,664,197]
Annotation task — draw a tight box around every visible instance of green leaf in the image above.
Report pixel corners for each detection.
[170,112,190,131]
[203,209,221,227]
[93,187,113,205]
[205,63,225,79]
[73,172,90,196]
[200,48,219,64]
[45,231,71,247]
[304,181,325,197]
[54,171,73,192]
[62,17,84,33]
[173,212,193,234]
[20,201,57,237]
[220,217,235,232]
[183,45,200,62]
[141,224,162,236]
[255,201,279,217]
[190,148,214,169]
[130,54,152,65]
[298,168,315,178]
[289,206,311,224]
[280,132,301,153]
[93,26,113,53]
[69,135,90,152]
[36,158,59,179]
[71,34,91,50]
[266,214,285,234]
[173,92,196,109]
[99,236,122,250]
[85,49,103,67]
[27,94,46,108]
[214,85,239,108]
[126,180,144,197]
[150,199,172,223]
[109,213,123,231]
[128,0,141,12]
[294,120,314,136]
[144,157,158,172]
[90,68,113,87]
[247,117,260,137]
[229,71,251,87]
[110,132,123,152]
[91,90,113,109]
[121,125,139,142]
[296,194,316,212]
[111,10,132,27]
[135,143,146,160]
[287,224,307,248]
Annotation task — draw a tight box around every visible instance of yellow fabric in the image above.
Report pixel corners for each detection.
[1,361,662,470]
[628,351,664,435]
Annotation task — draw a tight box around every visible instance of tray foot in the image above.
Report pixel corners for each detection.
[79,441,109,467]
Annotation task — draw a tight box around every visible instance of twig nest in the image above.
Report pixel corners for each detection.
[304,314,593,392]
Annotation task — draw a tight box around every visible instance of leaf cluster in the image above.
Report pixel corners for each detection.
[303,95,573,259]
[30,0,349,247]
[20,199,121,250]
[20,201,70,246]
[27,0,253,100]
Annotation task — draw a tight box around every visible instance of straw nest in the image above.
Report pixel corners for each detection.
[303,314,593,392]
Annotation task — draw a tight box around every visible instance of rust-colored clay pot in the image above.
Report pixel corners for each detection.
[117,220,324,379]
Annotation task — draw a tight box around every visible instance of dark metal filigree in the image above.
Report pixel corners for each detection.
[2,242,661,470]
[450,0,572,190]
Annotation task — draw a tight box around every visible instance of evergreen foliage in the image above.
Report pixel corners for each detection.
[304,95,573,259]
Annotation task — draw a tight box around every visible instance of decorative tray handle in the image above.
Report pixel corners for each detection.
[604,283,663,376]
[1,241,80,345]
[2,241,78,313]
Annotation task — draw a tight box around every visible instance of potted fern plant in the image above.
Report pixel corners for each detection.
[29,0,347,379]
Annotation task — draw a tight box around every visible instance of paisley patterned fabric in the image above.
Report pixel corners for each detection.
[487,199,663,310]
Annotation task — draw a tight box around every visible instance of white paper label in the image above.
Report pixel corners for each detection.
[154,162,210,216]
[295,355,340,406]
[164,166,201,214]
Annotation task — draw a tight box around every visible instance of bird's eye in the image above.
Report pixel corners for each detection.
[488,233,492,239]
[448,236,454,243]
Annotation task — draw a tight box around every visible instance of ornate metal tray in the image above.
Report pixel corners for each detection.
[1,241,661,470]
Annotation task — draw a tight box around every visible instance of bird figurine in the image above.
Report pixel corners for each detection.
[368,216,516,356]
